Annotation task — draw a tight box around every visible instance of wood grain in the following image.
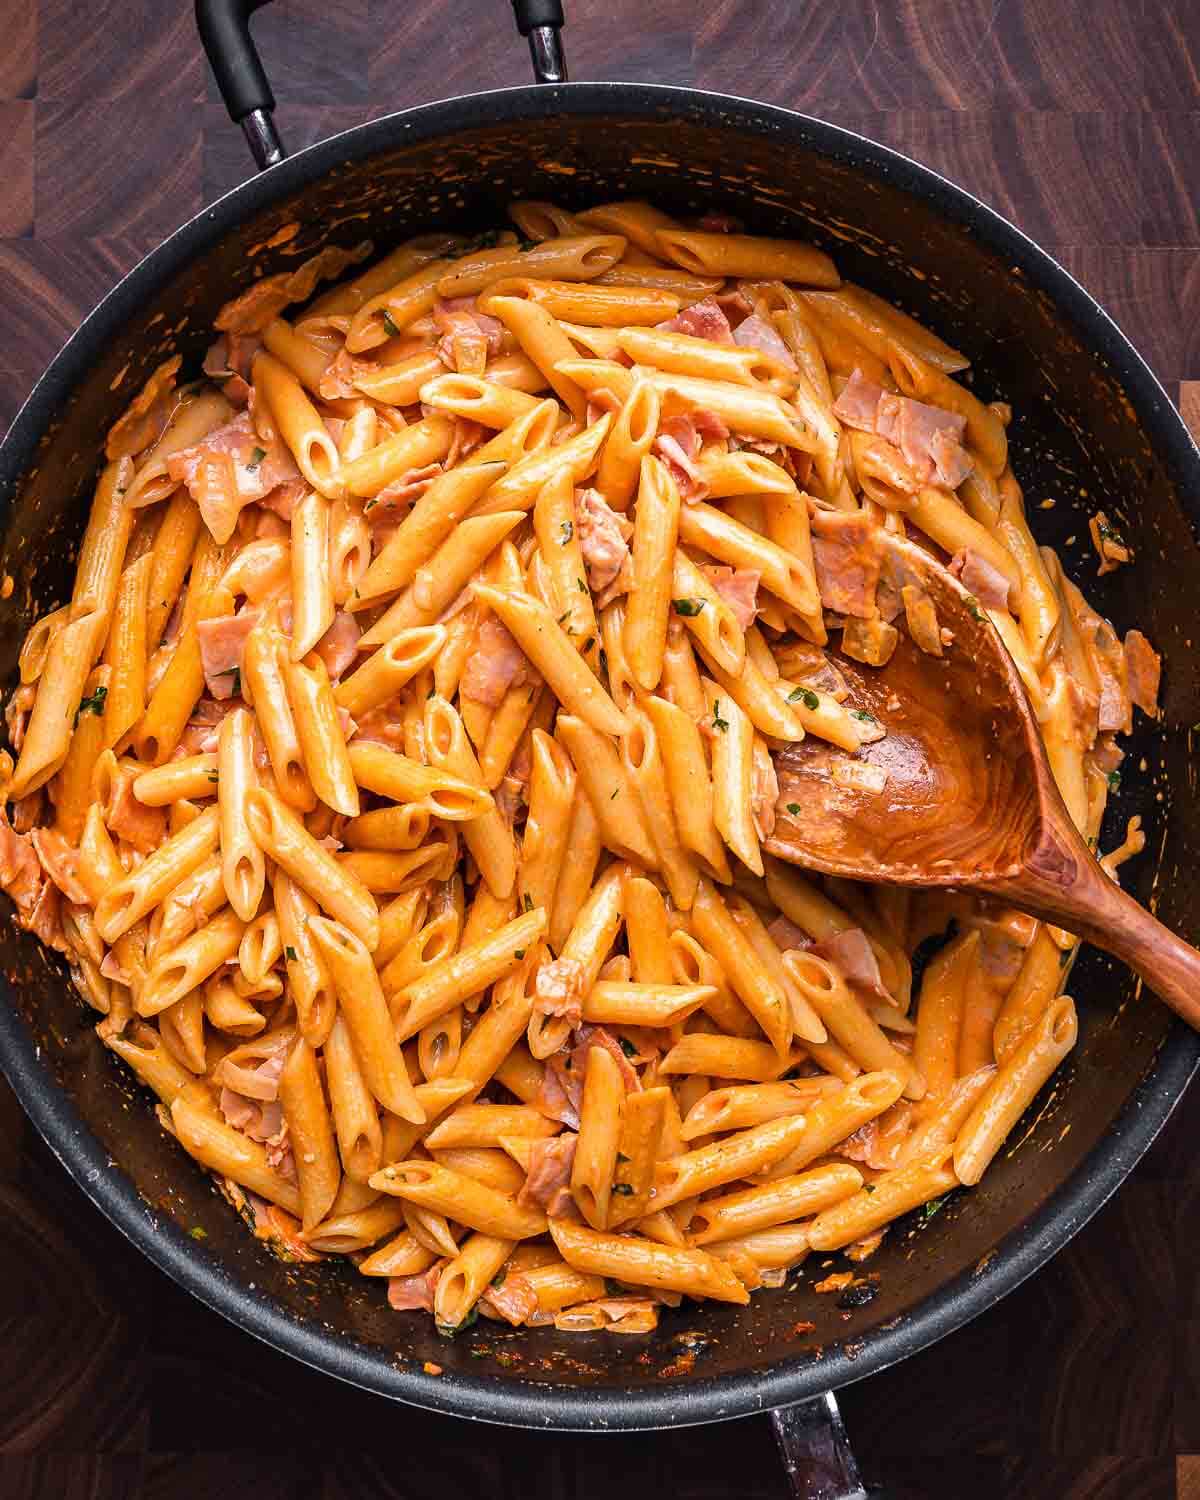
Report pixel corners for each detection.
[0,2,1197,1497]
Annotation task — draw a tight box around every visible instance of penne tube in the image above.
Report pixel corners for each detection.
[623,454,680,692]
[333,624,444,717]
[139,907,244,1017]
[690,879,792,1055]
[350,461,505,610]
[581,982,714,1028]
[420,371,544,430]
[555,714,655,867]
[532,469,599,668]
[131,754,219,807]
[303,1200,408,1254]
[358,511,524,644]
[282,654,360,817]
[680,1078,843,1140]
[689,1161,863,1244]
[442,234,626,298]
[472,583,628,737]
[336,415,455,501]
[480,293,588,420]
[434,1233,515,1330]
[548,1217,749,1305]
[246,788,379,949]
[347,740,493,820]
[424,1103,559,1152]
[659,1033,797,1082]
[955,996,1078,1185]
[471,414,612,517]
[887,343,1007,474]
[371,1159,548,1241]
[756,1070,907,1181]
[654,230,839,286]
[390,908,547,1041]
[102,554,152,751]
[357,1232,436,1279]
[643,694,730,881]
[280,1036,341,1231]
[703,678,761,877]
[242,616,314,810]
[217,707,265,921]
[620,707,699,908]
[906,487,1020,601]
[289,489,335,658]
[254,351,341,496]
[618,324,793,387]
[323,1014,385,1183]
[679,500,817,616]
[671,551,746,676]
[595,378,661,513]
[652,1112,815,1212]
[807,1151,960,1252]
[571,1044,625,1229]
[344,257,455,351]
[486,275,681,326]
[424,697,517,899]
[518,729,576,919]
[783,949,924,1100]
[94,805,220,943]
[913,929,979,1101]
[307,916,425,1123]
[342,803,433,852]
[171,1095,301,1216]
[548,788,603,953]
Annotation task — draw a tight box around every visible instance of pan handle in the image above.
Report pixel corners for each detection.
[195,0,286,171]
[196,0,570,174]
[771,1395,869,1500]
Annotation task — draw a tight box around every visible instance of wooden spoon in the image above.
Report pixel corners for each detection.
[764,533,1200,1025]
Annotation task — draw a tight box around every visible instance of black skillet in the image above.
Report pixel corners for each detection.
[0,3,1197,1493]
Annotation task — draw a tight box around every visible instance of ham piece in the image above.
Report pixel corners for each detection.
[167,413,301,544]
[389,1265,442,1313]
[809,509,884,618]
[197,609,260,699]
[702,564,760,630]
[575,488,633,599]
[459,616,529,707]
[518,1135,577,1217]
[657,296,733,343]
[949,548,1012,611]
[534,957,587,1025]
[833,368,972,490]
[732,314,797,370]
[1124,629,1161,717]
[812,928,893,1004]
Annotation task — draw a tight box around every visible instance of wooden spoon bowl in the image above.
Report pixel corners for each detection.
[765,534,1200,1024]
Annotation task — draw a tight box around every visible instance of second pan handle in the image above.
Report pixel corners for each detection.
[196,0,570,173]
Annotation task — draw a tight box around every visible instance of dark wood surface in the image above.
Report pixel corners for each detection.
[1,3,1198,1496]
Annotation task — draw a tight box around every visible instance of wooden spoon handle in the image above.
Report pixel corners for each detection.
[1005,844,1200,1029]
[1072,873,1200,1029]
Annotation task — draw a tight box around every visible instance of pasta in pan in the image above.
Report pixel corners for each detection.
[0,202,1160,1337]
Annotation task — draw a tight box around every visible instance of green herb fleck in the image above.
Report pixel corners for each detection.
[964,593,985,623]
[221,667,242,697]
[75,685,108,724]
[436,1306,480,1338]
[850,709,877,725]
[285,946,298,962]
[789,686,820,711]
[599,648,609,675]
[206,770,219,784]
[711,699,729,733]
[523,893,535,913]
[582,636,595,654]
[610,786,620,800]
[1059,946,1074,968]
[616,1152,630,1164]
[459,229,503,255]
[557,610,571,625]
[920,1196,947,1222]
[786,802,802,816]
[490,1268,507,1289]
[514,949,525,961]
[672,597,705,618]
[517,238,537,253]
[246,446,267,471]
[618,1036,637,1059]
[1107,769,1122,792]
[863,1183,876,1195]
[380,309,403,338]
[189,1225,208,1240]
[577,577,588,594]
[611,1182,635,1196]
[560,520,573,544]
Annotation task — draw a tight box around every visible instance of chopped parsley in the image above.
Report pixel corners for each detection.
[427,685,436,699]
[1107,770,1122,791]
[523,893,535,913]
[490,1268,507,1289]
[576,577,588,594]
[206,770,219,784]
[557,609,571,625]
[672,598,705,617]
[599,648,609,675]
[245,445,266,471]
[221,667,242,697]
[711,699,729,733]
[850,709,877,725]
[514,949,525,960]
[380,309,402,338]
[285,946,298,962]
[616,1152,630,1165]
[75,685,108,723]
[618,1036,637,1059]
[517,238,537,253]
[582,636,595,654]
[788,686,820,711]
[863,1183,876,1194]
[964,593,985,623]
[920,1196,947,1222]
[189,1225,208,1240]
[436,1306,480,1338]
[560,520,573,544]
[611,1183,635,1196]
[610,787,620,800]
[786,802,802,816]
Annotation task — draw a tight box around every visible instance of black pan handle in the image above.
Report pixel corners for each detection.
[771,1395,869,1500]
[511,0,569,83]
[196,0,569,174]
[195,0,286,171]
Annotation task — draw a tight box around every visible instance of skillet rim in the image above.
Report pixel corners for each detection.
[0,80,1197,1432]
